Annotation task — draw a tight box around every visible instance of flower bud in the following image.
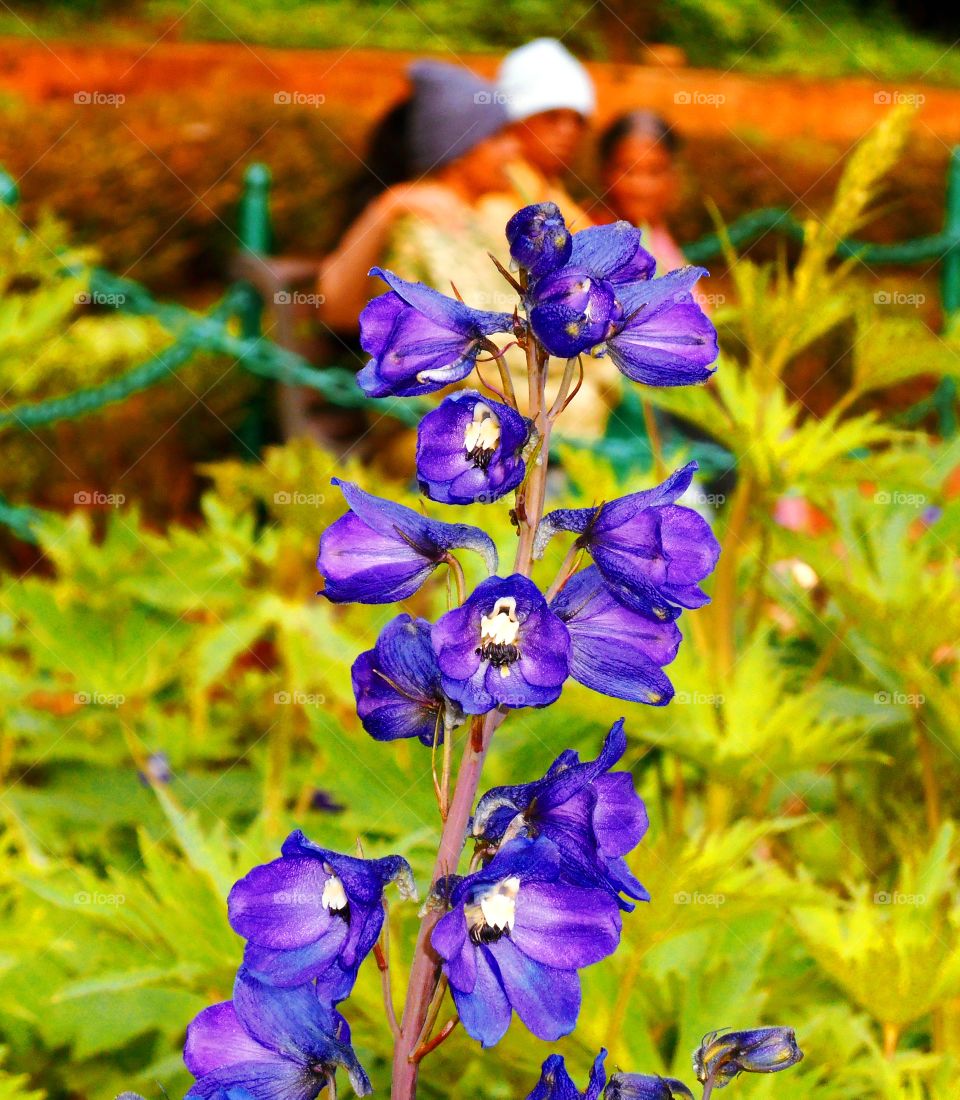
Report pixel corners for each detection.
[528,267,621,358]
[694,1027,803,1087]
[605,1073,694,1099]
[506,202,572,279]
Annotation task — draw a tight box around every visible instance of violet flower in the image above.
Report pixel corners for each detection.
[506,202,573,279]
[472,719,649,910]
[318,479,497,604]
[183,968,371,1098]
[694,1027,804,1088]
[526,1050,607,1100]
[431,836,621,1047]
[536,462,720,622]
[352,613,459,746]
[416,391,530,505]
[228,830,415,994]
[431,573,572,713]
[605,1074,695,1099]
[357,267,513,397]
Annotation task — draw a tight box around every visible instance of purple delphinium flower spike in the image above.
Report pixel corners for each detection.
[551,565,681,705]
[352,613,461,746]
[431,573,572,714]
[603,267,718,387]
[472,719,649,910]
[318,479,497,604]
[535,462,720,622]
[694,1027,804,1088]
[416,391,531,505]
[228,830,415,994]
[183,968,371,1098]
[357,267,513,398]
[526,1050,607,1100]
[605,1074,695,1099]
[506,202,573,280]
[431,836,621,1047]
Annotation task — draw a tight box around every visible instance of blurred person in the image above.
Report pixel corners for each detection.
[492,37,595,224]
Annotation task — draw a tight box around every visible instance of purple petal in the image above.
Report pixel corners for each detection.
[491,936,581,1041]
[228,858,334,951]
[432,907,477,993]
[592,772,649,857]
[451,945,513,1048]
[184,1002,280,1079]
[570,221,656,285]
[511,882,621,967]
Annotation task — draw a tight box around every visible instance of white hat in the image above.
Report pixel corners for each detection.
[496,38,596,122]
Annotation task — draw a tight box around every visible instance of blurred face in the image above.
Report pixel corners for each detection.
[510,109,587,177]
[603,134,678,226]
[448,130,522,198]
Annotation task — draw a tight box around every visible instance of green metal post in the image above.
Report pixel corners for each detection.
[236,163,274,456]
[0,166,19,207]
[238,162,273,259]
[934,147,960,435]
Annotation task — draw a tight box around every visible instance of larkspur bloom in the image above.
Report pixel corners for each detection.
[416,391,530,505]
[694,1027,803,1088]
[431,836,621,1047]
[527,266,621,360]
[536,462,720,622]
[318,479,497,604]
[352,613,459,746]
[357,267,513,397]
[472,719,649,910]
[228,830,415,994]
[432,573,572,713]
[183,968,371,1098]
[526,1050,607,1100]
[605,1074,695,1100]
[551,565,681,705]
[506,202,573,279]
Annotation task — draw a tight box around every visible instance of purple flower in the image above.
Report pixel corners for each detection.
[694,1027,804,1087]
[536,462,720,622]
[526,1051,607,1100]
[352,613,460,746]
[183,968,371,1098]
[569,221,656,288]
[431,574,572,714]
[528,267,621,359]
[357,267,513,398]
[318,479,497,604]
[472,719,649,910]
[605,1074,695,1100]
[416,391,530,505]
[431,836,621,1047]
[506,202,572,280]
[551,566,681,705]
[228,831,415,993]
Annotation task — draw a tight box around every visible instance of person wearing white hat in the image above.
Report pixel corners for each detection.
[494,38,595,216]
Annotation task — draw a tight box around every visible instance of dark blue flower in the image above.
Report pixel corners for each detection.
[605,1074,695,1099]
[357,267,513,398]
[431,836,621,1047]
[694,1027,804,1087]
[431,574,571,714]
[526,1051,607,1100]
[506,202,573,280]
[228,831,415,994]
[472,719,649,910]
[536,462,719,622]
[551,565,681,705]
[318,479,497,604]
[568,221,656,288]
[352,613,460,746]
[528,267,621,359]
[183,968,371,1098]
[416,390,530,505]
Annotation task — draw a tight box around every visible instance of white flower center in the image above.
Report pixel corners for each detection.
[467,875,521,944]
[321,874,348,912]
[463,403,501,469]
[477,596,522,678]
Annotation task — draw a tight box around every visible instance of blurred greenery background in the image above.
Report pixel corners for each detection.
[0,5,959,1100]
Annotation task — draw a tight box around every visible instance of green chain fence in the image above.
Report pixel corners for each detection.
[1,150,959,542]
